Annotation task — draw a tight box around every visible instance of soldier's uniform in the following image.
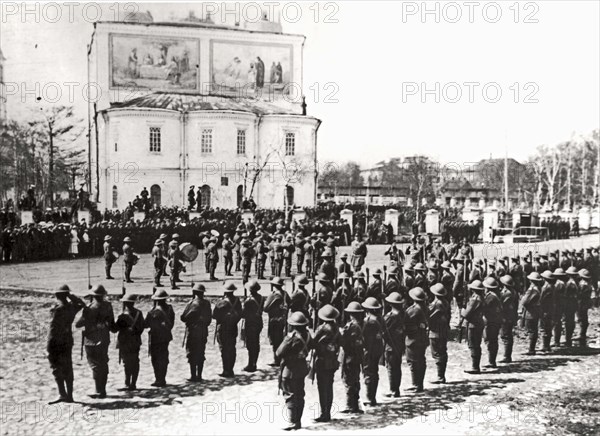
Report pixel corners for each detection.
[350,237,367,272]
[332,275,355,318]
[311,275,333,326]
[76,285,115,398]
[168,241,184,290]
[47,286,85,403]
[283,236,295,277]
[365,271,384,302]
[361,298,384,405]
[521,274,542,355]
[264,278,291,365]
[353,273,368,303]
[213,283,242,377]
[116,294,145,390]
[382,293,405,396]
[103,236,116,279]
[123,237,135,283]
[295,234,306,274]
[207,237,219,280]
[242,280,264,372]
[509,258,524,295]
[313,305,341,422]
[577,270,592,347]
[240,239,255,283]
[145,290,175,386]
[428,284,450,383]
[552,270,567,346]
[404,288,429,391]
[563,269,579,347]
[482,279,502,367]
[539,272,556,351]
[276,313,313,431]
[290,275,310,319]
[222,235,234,276]
[233,230,243,272]
[499,276,518,363]
[462,281,485,374]
[341,303,364,414]
[180,285,212,381]
[151,240,166,287]
[255,237,268,279]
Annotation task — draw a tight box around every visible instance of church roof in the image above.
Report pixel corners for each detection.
[109,92,302,116]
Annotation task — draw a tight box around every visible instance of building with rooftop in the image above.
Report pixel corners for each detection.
[88,14,320,210]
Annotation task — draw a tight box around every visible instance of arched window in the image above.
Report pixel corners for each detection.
[285,185,294,207]
[237,185,244,208]
[112,185,118,208]
[150,184,161,207]
[200,185,211,209]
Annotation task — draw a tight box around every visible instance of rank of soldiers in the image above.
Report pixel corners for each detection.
[48,237,598,431]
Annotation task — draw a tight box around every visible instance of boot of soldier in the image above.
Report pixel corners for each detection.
[553,326,561,347]
[526,337,537,355]
[541,336,552,353]
[418,364,426,391]
[465,356,481,374]
[431,363,446,384]
[171,277,179,290]
[405,362,421,392]
[499,343,512,363]
[565,328,573,347]
[130,368,139,390]
[579,326,588,348]
[49,379,68,404]
[65,377,74,402]
[363,384,377,406]
[187,364,197,382]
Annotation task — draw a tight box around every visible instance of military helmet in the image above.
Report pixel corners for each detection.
[54,284,71,295]
[527,272,543,282]
[441,261,452,269]
[88,284,107,296]
[362,296,382,310]
[151,289,169,300]
[121,293,137,303]
[271,277,285,288]
[566,266,578,275]
[372,268,383,277]
[123,237,132,243]
[552,268,566,278]
[499,275,514,287]
[245,279,261,292]
[414,263,426,272]
[192,284,206,293]
[385,291,403,305]
[338,272,351,281]
[409,287,427,301]
[430,283,447,297]
[223,281,237,293]
[468,280,484,291]
[318,304,340,322]
[541,270,555,280]
[288,311,309,326]
[579,268,591,279]
[345,301,364,313]
[317,273,330,282]
[294,274,309,286]
[483,277,499,289]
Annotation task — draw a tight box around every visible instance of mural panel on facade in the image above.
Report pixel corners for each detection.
[110,34,199,90]
[210,40,293,96]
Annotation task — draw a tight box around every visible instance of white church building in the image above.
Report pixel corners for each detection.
[88,16,321,210]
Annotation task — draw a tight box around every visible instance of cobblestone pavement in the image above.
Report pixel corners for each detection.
[1,234,598,434]
[1,290,599,435]
[0,235,597,298]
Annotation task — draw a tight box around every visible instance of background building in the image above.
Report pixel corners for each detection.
[88,14,320,210]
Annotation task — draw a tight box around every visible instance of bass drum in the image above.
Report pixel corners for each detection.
[180,242,199,262]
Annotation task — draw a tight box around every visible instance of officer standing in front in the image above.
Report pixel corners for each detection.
[213,282,242,377]
[404,287,429,392]
[47,285,85,404]
[361,296,384,405]
[429,283,450,383]
[462,280,485,374]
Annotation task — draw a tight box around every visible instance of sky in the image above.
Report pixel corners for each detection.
[1,1,599,167]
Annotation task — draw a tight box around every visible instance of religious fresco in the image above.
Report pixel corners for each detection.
[110,34,199,90]
[210,40,293,96]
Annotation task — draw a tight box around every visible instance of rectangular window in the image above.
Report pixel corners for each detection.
[285,132,295,156]
[201,129,213,154]
[149,127,161,152]
[221,176,229,186]
[237,129,246,155]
